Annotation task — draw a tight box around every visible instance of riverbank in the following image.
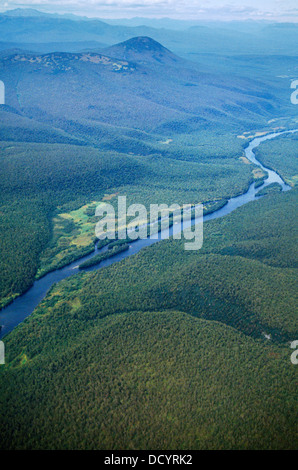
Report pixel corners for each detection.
[0,129,296,339]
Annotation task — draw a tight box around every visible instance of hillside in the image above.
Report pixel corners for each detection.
[0,40,288,136]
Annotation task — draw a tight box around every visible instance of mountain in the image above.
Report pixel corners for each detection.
[2,8,90,21]
[0,38,285,139]
[0,14,160,46]
[0,11,297,57]
[102,17,204,30]
[103,36,179,64]
[2,8,51,17]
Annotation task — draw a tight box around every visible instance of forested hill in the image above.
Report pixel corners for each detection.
[0,38,288,134]
[103,36,180,64]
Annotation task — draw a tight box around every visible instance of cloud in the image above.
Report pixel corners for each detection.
[0,0,297,21]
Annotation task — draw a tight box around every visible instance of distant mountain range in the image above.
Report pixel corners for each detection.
[1,8,90,21]
[0,9,297,57]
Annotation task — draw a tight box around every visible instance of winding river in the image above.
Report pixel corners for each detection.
[0,130,296,339]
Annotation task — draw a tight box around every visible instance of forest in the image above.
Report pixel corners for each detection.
[255,132,298,187]
[0,187,297,449]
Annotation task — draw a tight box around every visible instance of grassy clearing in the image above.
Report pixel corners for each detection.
[36,201,101,278]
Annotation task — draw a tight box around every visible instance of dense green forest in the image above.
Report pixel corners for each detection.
[0,311,296,450]
[0,188,297,449]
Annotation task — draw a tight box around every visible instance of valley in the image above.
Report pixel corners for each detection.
[0,8,297,451]
[0,128,296,339]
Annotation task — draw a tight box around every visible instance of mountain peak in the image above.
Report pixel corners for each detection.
[103,36,179,65]
[118,36,168,52]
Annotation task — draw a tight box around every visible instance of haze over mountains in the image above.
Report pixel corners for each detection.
[0,5,296,160]
[0,8,297,57]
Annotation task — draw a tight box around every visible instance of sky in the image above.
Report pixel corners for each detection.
[0,0,297,21]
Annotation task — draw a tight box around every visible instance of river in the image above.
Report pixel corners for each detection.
[0,129,296,339]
